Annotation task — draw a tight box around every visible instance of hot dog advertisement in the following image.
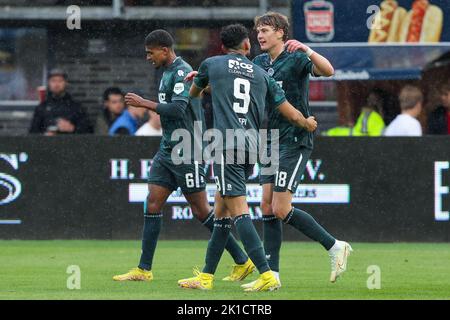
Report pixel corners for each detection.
[293,0,449,43]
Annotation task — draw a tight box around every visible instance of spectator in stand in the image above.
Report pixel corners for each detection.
[29,68,92,135]
[135,111,162,136]
[95,87,126,135]
[384,85,423,136]
[352,88,386,136]
[428,82,450,135]
[109,104,146,135]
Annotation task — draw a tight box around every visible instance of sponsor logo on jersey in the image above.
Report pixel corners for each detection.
[228,59,254,73]
[173,82,185,95]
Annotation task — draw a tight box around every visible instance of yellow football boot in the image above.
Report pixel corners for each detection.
[243,271,280,292]
[113,267,153,281]
[222,259,255,281]
[178,268,214,290]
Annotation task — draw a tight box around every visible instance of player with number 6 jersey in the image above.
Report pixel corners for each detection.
[113,29,254,284]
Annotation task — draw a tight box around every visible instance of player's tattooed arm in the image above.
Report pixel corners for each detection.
[202,85,211,94]
[186,72,211,95]
[278,101,317,132]
[190,60,210,97]
[285,40,334,77]
[189,83,204,98]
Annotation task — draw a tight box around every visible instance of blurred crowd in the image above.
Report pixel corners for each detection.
[323,82,450,137]
[29,68,450,137]
[29,68,162,137]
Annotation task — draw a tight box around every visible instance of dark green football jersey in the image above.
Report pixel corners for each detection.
[157,56,205,157]
[194,52,286,152]
[253,50,314,149]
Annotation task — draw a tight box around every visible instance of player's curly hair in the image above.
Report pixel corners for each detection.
[145,29,174,48]
[254,11,290,42]
[220,24,249,50]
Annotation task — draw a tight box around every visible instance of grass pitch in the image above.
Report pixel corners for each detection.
[0,240,449,300]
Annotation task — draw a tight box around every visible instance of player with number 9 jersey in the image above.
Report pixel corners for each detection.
[194,52,286,196]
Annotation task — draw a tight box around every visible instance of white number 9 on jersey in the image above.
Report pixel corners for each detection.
[233,78,250,114]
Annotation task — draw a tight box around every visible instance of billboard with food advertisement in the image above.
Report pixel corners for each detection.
[293,0,450,44]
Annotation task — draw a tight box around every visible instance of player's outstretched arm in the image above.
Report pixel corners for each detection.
[125,92,188,119]
[285,39,334,77]
[278,101,317,132]
[125,93,158,111]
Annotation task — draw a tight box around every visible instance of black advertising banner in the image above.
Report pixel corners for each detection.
[0,136,449,241]
[293,0,450,43]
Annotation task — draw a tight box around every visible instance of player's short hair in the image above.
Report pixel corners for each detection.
[103,87,123,101]
[399,85,423,110]
[145,29,174,48]
[220,24,249,50]
[254,11,290,42]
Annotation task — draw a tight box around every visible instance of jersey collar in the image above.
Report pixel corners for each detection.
[269,49,287,65]
[166,56,182,70]
[228,52,247,59]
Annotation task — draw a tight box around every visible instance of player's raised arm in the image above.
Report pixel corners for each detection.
[285,39,334,77]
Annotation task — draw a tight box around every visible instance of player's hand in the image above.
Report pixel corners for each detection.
[285,40,309,53]
[125,93,145,108]
[203,85,211,95]
[184,71,198,82]
[304,116,317,132]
